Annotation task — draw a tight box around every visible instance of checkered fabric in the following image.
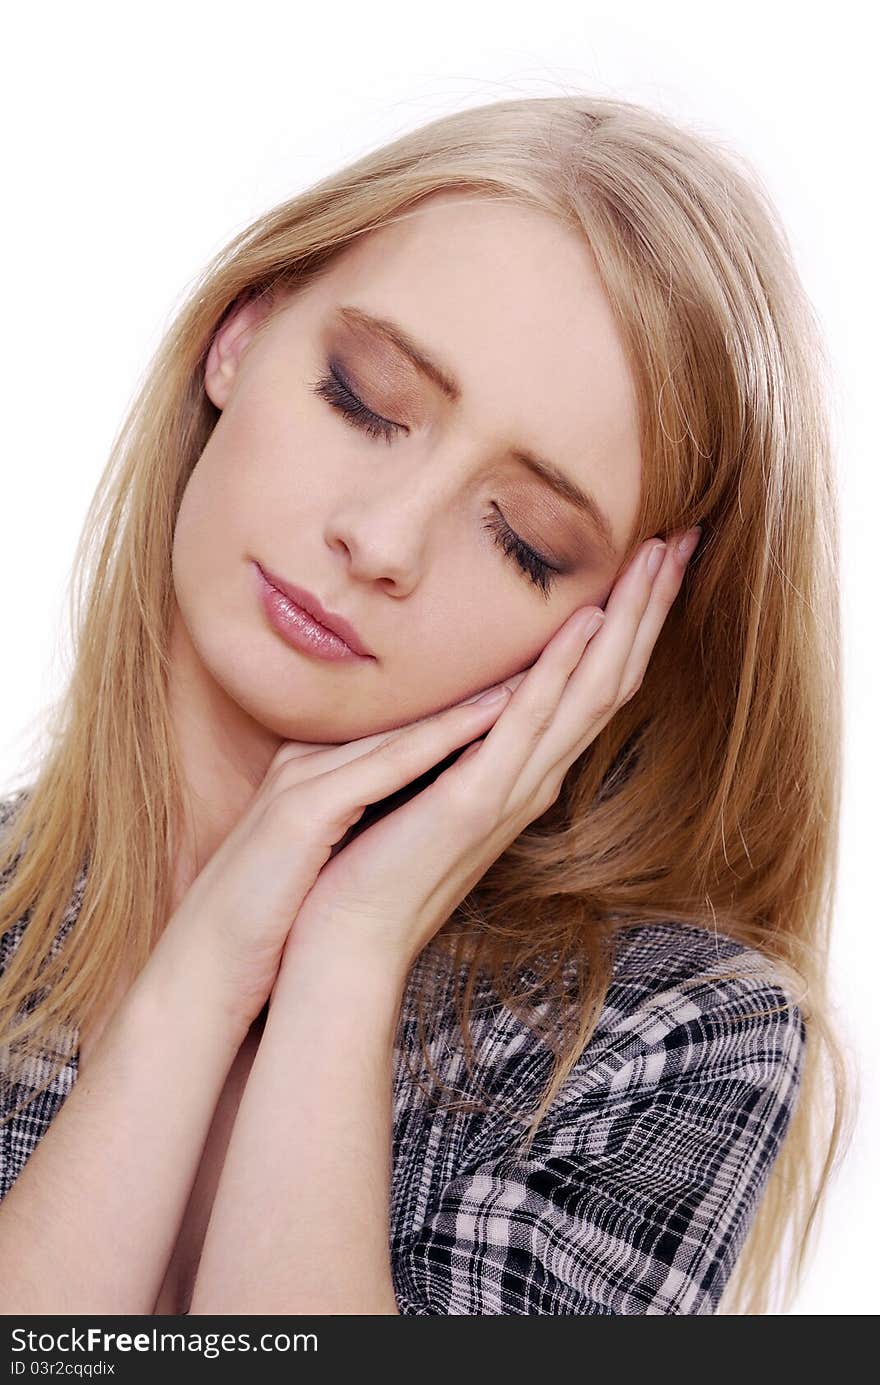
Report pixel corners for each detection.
[1,788,805,1314]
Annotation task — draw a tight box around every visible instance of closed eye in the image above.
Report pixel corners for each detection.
[310,361,404,444]
[308,360,562,599]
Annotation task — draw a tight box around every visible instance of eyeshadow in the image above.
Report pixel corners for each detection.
[325,302,619,562]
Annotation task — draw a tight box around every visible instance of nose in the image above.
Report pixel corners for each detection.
[324,460,465,592]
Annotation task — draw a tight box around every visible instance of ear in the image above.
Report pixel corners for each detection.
[204,292,278,409]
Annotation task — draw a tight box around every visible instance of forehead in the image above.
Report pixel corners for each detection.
[323,193,629,372]
[293,193,643,549]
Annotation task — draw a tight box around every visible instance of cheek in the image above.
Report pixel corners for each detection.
[170,479,216,649]
[174,422,276,567]
[170,449,251,633]
[171,466,211,590]
[172,462,226,576]
[406,612,538,714]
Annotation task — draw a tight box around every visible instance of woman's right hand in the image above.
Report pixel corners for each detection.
[158,665,535,1038]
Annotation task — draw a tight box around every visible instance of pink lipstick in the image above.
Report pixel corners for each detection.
[253,562,374,662]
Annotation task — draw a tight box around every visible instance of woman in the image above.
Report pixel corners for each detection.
[0,94,852,1315]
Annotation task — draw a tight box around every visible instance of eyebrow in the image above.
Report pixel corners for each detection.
[333,303,618,561]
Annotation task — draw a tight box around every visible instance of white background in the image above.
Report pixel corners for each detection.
[1,0,874,1314]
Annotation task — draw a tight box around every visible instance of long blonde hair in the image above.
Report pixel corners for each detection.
[0,94,853,1313]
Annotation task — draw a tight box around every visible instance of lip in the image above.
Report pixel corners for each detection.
[254,562,375,661]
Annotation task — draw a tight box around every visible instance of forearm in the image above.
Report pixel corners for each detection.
[189,937,405,1315]
[0,927,247,1315]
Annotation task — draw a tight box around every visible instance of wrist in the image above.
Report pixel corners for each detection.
[136,917,254,1056]
[274,926,409,1017]
[280,909,413,989]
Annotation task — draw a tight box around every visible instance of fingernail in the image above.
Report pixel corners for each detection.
[574,610,604,642]
[677,526,702,563]
[646,542,667,579]
[475,684,511,704]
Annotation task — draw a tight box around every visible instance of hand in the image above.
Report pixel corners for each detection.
[160,655,542,1037]
[281,530,701,978]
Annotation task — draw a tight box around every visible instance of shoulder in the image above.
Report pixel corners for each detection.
[547,921,806,1120]
[392,922,808,1314]
[0,786,31,844]
[0,784,86,980]
[0,787,35,974]
[0,786,33,870]
[404,920,805,1105]
[0,786,83,1204]
[607,918,805,1049]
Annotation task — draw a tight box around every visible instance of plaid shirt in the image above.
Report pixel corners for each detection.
[1,788,806,1314]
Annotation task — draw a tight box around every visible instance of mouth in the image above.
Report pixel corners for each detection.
[254,562,375,658]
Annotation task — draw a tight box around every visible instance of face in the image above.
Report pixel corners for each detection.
[171,191,642,746]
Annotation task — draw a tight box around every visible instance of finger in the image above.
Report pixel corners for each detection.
[268,673,521,792]
[271,671,529,784]
[454,669,530,706]
[454,736,487,765]
[614,527,699,703]
[466,537,663,798]
[540,529,698,781]
[288,680,516,817]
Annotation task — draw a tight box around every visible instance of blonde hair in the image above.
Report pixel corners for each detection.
[0,93,854,1314]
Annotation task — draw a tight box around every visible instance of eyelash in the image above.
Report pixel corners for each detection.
[308,362,561,598]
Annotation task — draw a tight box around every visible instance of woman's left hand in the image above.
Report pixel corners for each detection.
[281,530,699,979]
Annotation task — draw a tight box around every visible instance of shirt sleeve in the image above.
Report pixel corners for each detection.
[391,974,806,1315]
